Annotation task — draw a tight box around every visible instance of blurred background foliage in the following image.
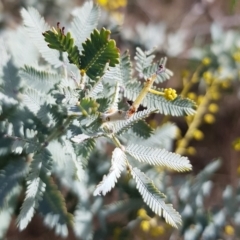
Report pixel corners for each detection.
[1,0,240,239]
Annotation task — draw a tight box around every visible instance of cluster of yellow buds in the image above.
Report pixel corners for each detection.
[164,88,177,101]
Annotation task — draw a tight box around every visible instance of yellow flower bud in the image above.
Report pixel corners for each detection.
[202,57,211,66]
[197,95,204,105]
[186,146,196,155]
[193,129,204,140]
[149,226,165,237]
[137,208,148,219]
[225,225,235,236]
[187,92,197,101]
[233,138,240,151]
[203,71,213,84]
[221,80,231,89]
[204,114,215,124]
[210,92,221,100]
[140,220,150,232]
[208,103,219,113]
[233,52,240,62]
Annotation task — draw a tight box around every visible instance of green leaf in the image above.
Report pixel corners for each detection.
[80,28,120,79]
[78,98,99,116]
[0,158,27,209]
[131,167,182,228]
[43,25,81,69]
[20,7,62,68]
[71,1,100,52]
[132,120,153,139]
[126,144,192,172]
[75,139,95,167]
[0,186,22,239]
[39,175,73,238]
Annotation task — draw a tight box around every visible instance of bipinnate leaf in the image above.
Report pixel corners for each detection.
[22,88,44,115]
[135,47,155,75]
[43,25,81,69]
[39,175,73,238]
[103,50,132,86]
[20,7,62,68]
[17,150,52,230]
[0,158,27,209]
[143,63,173,84]
[131,167,182,228]
[124,82,197,116]
[93,148,126,196]
[80,28,120,79]
[71,1,100,52]
[105,108,156,135]
[20,65,60,93]
[132,120,153,139]
[126,144,192,172]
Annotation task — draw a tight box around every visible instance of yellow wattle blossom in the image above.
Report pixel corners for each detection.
[186,146,196,155]
[149,226,165,237]
[210,91,221,100]
[140,220,150,232]
[232,51,240,62]
[197,95,204,105]
[225,225,235,236]
[203,71,213,84]
[80,69,86,76]
[202,57,211,66]
[164,88,177,101]
[233,138,240,151]
[187,92,197,101]
[204,113,215,124]
[208,103,219,113]
[193,129,204,140]
[221,80,231,89]
[137,208,148,219]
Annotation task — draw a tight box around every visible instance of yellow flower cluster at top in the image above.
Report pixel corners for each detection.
[164,88,177,101]
[96,0,127,10]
